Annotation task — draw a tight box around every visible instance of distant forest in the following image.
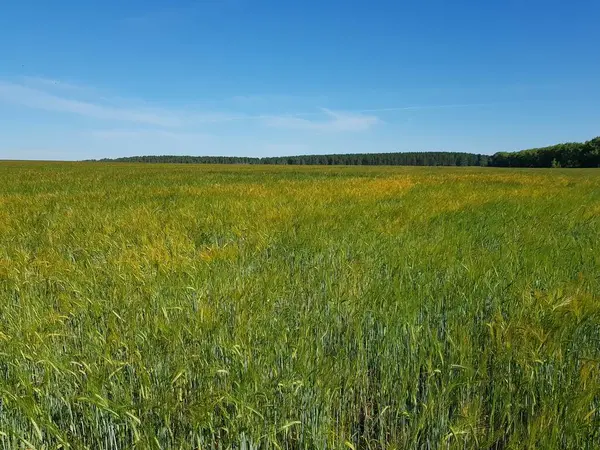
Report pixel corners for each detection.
[93,136,600,168]
[488,136,600,168]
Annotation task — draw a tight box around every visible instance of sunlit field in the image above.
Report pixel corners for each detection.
[0,162,599,449]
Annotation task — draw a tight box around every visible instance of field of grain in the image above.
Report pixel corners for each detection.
[0,162,599,449]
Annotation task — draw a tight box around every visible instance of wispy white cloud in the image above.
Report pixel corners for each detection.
[1,76,494,137]
[262,108,380,132]
[0,79,258,128]
[0,81,184,127]
[0,78,384,132]
[258,104,494,131]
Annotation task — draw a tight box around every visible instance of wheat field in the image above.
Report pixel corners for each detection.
[0,162,599,449]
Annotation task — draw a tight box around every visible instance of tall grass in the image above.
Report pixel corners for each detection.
[0,162,599,448]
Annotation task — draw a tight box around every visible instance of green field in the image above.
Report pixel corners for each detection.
[0,162,599,449]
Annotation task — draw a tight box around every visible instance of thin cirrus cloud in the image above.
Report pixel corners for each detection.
[0,80,184,127]
[0,78,384,132]
[0,77,500,136]
[1,77,499,134]
[262,109,381,132]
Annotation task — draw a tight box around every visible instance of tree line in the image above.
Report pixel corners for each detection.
[488,136,600,168]
[92,136,599,167]
[94,152,489,166]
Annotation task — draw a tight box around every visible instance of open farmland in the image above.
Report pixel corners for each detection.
[0,162,599,449]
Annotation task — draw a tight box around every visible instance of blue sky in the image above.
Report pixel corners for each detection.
[1,0,599,160]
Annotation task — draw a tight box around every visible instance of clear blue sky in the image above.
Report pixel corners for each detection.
[1,0,599,160]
